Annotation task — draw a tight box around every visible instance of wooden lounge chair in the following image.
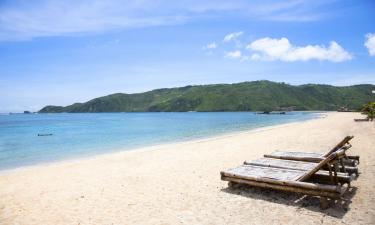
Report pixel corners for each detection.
[244,156,356,185]
[248,144,358,177]
[263,136,359,167]
[221,149,350,208]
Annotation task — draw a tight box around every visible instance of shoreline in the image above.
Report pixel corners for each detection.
[0,112,326,175]
[2,112,374,224]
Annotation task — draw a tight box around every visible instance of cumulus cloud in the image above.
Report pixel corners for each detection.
[365,33,375,56]
[246,37,352,62]
[203,42,217,50]
[223,31,243,42]
[225,50,242,59]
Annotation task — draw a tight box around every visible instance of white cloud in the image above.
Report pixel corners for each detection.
[250,54,261,60]
[203,42,217,50]
[225,50,242,59]
[365,33,375,56]
[0,1,339,41]
[223,31,243,42]
[246,37,352,62]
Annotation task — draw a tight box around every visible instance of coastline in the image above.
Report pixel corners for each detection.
[1,112,374,224]
[0,111,324,174]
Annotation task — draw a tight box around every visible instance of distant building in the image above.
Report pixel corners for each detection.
[337,107,356,112]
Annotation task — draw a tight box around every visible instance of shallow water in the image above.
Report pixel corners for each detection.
[0,112,319,170]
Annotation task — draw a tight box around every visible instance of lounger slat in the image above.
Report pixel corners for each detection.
[245,158,317,171]
[264,151,325,162]
[267,151,324,158]
[221,176,346,199]
[223,164,305,181]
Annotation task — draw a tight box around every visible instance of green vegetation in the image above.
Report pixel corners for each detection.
[39,80,375,113]
[361,102,375,121]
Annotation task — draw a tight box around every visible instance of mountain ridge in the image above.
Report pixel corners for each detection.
[39,80,375,113]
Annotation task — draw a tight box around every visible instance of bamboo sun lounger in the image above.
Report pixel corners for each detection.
[255,144,358,177]
[244,156,356,185]
[264,136,359,167]
[221,149,351,208]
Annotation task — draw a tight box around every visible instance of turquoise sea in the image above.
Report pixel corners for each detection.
[0,112,320,170]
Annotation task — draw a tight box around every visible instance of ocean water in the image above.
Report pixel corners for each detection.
[0,112,320,170]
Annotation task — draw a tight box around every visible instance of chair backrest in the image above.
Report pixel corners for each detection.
[323,135,354,157]
[298,147,347,181]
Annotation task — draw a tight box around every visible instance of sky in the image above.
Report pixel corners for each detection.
[0,0,374,112]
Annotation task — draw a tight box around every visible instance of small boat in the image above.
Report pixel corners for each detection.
[256,111,270,114]
[38,133,53,136]
[257,111,286,115]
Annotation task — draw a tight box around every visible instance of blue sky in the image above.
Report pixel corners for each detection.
[0,0,374,112]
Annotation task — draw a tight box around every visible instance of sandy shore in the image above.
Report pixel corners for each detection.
[0,112,374,224]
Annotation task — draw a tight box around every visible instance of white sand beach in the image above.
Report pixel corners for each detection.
[0,112,374,225]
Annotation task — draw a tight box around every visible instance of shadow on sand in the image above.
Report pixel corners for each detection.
[221,183,357,218]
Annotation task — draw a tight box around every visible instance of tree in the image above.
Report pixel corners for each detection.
[361,102,375,121]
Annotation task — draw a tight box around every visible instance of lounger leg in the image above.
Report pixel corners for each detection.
[327,163,334,184]
[320,197,330,209]
[228,181,240,188]
[340,159,347,173]
[334,164,340,185]
[347,156,360,165]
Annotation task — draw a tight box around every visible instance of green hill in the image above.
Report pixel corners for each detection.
[39,80,375,113]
